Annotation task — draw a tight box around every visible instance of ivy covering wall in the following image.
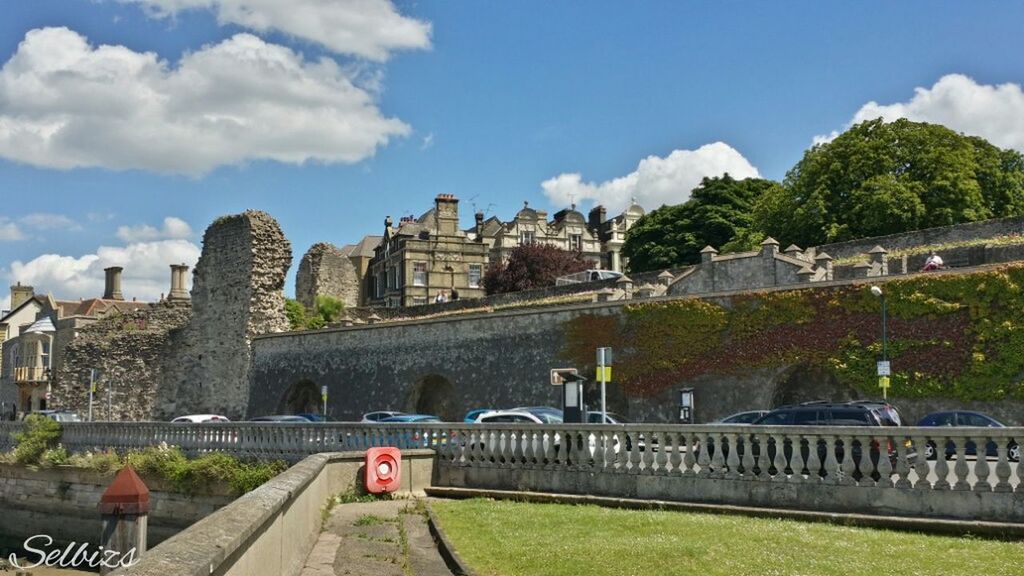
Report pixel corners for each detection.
[562,264,1024,401]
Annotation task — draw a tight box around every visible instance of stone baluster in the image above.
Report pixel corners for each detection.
[838,437,856,486]
[771,433,788,481]
[912,435,931,489]
[873,434,892,487]
[681,433,696,476]
[725,433,741,480]
[993,441,1012,493]
[627,431,641,474]
[1015,437,1024,493]
[600,430,615,472]
[708,431,725,479]
[541,429,556,470]
[933,435,951,490]
[893,435,911,489]
[952,435,971,491]
[787,435,805,483]
[740,432,756,479]
[653,432,667,475]
[641,431,656,473]
[668,432,683,475]
[555,430,569,468]
[697,433,713,478]
[804,438,822,483]
[515,428,529,467]
[755,433,771,480]
[974,433,992,492]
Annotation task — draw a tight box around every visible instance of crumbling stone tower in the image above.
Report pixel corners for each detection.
[162,210,291,419]
[295,242,360,310]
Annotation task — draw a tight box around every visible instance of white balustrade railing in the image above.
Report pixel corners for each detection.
[0,422,1020,493]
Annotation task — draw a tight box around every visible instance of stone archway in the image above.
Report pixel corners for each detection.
[407,374,458,421]
[279,380,320,415]
[770,364,858,408]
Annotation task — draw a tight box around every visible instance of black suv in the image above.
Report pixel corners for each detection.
[734,403,895,477]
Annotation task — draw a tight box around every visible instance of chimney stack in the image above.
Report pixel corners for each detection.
[168,264,190,302]
[9,282,34,310]
[103,266,124,301]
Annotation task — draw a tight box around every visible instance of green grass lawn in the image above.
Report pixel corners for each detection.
[431,499,1024,576]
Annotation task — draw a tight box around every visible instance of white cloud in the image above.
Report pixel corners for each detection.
[541,142,761,213]
[20,213,80,231]
[816,74,1024,152]
[116,216,193,242]
[122,0,431,61]
[7,239,200,302]
[0,220,25,241]
[0,27,411,174]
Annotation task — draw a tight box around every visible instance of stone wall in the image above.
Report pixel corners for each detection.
[162,211,291,420]
[0,464,233,554]
[808,215,1024,261]
[250,267,1024,426]
[295,242,360,310]
[52,304,191,421]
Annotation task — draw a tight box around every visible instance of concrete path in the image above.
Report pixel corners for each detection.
[300,499,452,576]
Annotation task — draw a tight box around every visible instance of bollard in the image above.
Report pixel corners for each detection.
[98,465,149,574]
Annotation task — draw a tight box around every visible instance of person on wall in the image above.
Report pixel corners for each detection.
[921,251,945,272]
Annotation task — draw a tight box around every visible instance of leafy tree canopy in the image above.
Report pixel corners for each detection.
[483,243,591,295]
[756,118,1024,247]
[285,295,345,330]
[622,175,784,272]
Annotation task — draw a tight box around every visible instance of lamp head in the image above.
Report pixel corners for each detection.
[870,286,883,297]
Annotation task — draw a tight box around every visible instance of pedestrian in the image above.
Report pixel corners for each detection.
[921,251,944,272]
[434,291,447,304]
[450,288,460,301]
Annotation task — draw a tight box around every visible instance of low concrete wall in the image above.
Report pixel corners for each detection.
[116,449,434,576]
[0,464,233,553]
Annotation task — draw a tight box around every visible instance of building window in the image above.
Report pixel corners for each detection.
[469,264,482,288]
[569,234,582,251]
[412,297,427,306]
[520,230,535,245]
[413,262,427,286]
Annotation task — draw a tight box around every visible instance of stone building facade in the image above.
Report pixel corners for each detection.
[481,202,605,269]
[367,194,489,307]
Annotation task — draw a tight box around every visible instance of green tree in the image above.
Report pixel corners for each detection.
[756,118,1024,246]
[285,298,308,330]
[622,175,784,272]
[285,295,344,330]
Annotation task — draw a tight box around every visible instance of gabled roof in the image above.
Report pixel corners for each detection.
[24,316,55,334]
[0,295,44,325]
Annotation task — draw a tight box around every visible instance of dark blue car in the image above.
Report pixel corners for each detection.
[917,411,1020,462]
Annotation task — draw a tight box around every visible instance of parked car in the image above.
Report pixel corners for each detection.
[508,406,564,423]
[297,413,326,422]
[379,414,441,423]
[463,409,493,423]
[171,414,230,423]
[916,411,1020,462]
[250,415,311,423]
[705,403,896,477]
[847,400,903,426]
[362,411,405,423]
[712,410,769,425]
[31,410,82,423]
[587,411,630,424]
[555,269,623,286]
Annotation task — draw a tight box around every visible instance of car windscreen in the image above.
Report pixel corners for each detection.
[829,409,872,424]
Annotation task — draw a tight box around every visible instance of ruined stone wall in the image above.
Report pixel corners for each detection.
[295,242,360,309]
[160,211,291,420]
[51,304,191,421]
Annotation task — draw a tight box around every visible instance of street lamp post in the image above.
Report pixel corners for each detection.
[870,286,889,399]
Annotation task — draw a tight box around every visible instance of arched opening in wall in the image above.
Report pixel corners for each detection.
[407,375,458,421]
[279,380,320,415]
[770,364,858,408]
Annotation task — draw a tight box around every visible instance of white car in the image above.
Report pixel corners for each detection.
[472,410,623,457]
[171,414,230,423]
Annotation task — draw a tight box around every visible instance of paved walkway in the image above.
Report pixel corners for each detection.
[300,499,452,576]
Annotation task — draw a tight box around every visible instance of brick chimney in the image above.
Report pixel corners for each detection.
[9,282,34,310]
[103,266,124,301]
[588,205,607,230]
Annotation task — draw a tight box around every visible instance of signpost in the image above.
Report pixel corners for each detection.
[877,360,891,399]
[596,347,612,423]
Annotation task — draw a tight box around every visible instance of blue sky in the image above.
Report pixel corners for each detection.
[2,1,1023,305]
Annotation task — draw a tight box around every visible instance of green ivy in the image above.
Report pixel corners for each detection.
[562,264,1024,401]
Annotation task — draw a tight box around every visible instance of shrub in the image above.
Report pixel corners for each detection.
[13,415,61,465]
[40,445,69,467]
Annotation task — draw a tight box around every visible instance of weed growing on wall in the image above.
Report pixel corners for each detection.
[563,264,1024,401]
